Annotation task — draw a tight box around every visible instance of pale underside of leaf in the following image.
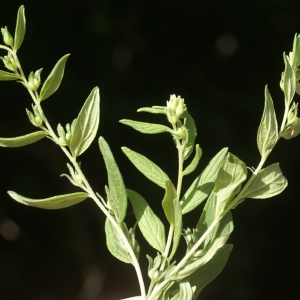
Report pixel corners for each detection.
[0,131,49,147]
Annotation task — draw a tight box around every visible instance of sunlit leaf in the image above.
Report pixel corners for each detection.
[127,189,166,253]
[14,5,26,51]
[183,111,197,159]
[39,54,70,101]
[99,137,127,224]
[120,119,170,134]
[283,54,296,106]
[0,131,48,147]
[7,191,89,209]
[70,87,100,157]
[0,70,21,81]
[182,144,202,176]
[122,147,169,188]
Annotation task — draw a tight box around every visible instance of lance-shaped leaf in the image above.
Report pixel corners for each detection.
[137,106,167,114]
[14,5,26,52]
[122,147,169,188]
[70,87,100,157]
[39,54,70,101]
[120,119,170,134]
[182,144,202,176]
[127,189,166,253]
[243,163,287,199]
[180,148,228,214]
[214,153,247,217]
[0,70,21,81]
[7,191,89,209]
[105,217,132,264]
[188,244,233,299]
[183,111,197,160]
[0,131,48,147]
[282,54,296,106]
[99,137,127,224]
[257,86,278,158]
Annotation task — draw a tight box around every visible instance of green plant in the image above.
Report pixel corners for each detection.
[1,6,300,300]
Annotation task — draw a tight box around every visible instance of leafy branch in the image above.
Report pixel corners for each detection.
[1,6,300,300]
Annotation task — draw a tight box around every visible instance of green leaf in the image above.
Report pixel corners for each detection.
[127,189,166,253]
[39,54,70,101]
[283,54,296,106]
[257,86,278,158]
[214,153,247,217]
[162,180,177,225]
[70,87,100,157]
[189,244,233,299]
[0,70,21,81]
[281,121,300,139]
[243,163,288,199]
[0,131,48,147]
[105,217,133,264]
[137,106,167,114]
[7,191,89,209]
[181,148,228,214]
[183,111,197,159]
[182,144,202,176]
[14,5,26,51]
[122,147,169,188]
[170,196,182,259]
[120,119,170,134]
[99,137,127,223]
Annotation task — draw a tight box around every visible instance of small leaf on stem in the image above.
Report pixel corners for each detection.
[0,131,48,147]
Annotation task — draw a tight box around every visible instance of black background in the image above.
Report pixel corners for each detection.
[1,1,300,299]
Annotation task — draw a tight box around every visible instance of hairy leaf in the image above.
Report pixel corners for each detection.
[14,5,26,51]
[182,144,202,176]
[183,111,197,159]
[0,70,21,81]
[122,147,169,188]
[0,131,48,147]
[283,54,296,106]
[243,163,287,199]
[99,137,127,224]
[181,148,228,214]
[39,54,70,101]
[70,87,100,157]
[257,86,278,158]
[137,106,166,114]
[120,119,170,134]
[127,189,166,253]
[7,191,89,209]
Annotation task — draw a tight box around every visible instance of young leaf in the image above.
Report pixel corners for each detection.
[137,106,167,114]
[180,147,228,214]
[122,147,169,188]
[70,87,100,157]
[7,191,89,209]
[281,121,300,139]
[162,180,177,225]
[170,195,182,259]
[39,54,70,101]
[188,244,233,299]
[14,5,26,52]
[257,86,278,158]
[243,163,288,199]
[127,189,166,253]
[120,119,170,134]
[99,137,127,224]
[0,70,21,81]
[183,111,197,160]
[282,54,296,106]
[105,217,133,264]
[182,144,202,176]
[214,153,247,217]
[0,131,48,147]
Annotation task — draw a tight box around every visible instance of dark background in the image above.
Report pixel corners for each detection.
[1,0,300,299]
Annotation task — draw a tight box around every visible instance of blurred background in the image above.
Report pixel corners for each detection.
[1,0,300,299]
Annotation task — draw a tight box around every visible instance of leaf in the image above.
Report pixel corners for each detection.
[7,191,89,209]
[180,148,228,214]
[127,189,166,253]
[137,106,167,114]
[105,217,132,264]
[0,70,21,81]
[243,163,288,199]
[182,144,202,176]
[120,119,170,134]
[122,147,169,188]
[70,87,100,157]
[281,121,300,140]
[39,54,70,101]
[257,86,278,158]
[170,196,182,259]
[0,131,48,147]
[99,137,127,223]
[283,54,296,106]
[14,5,26,51]
[183,111,197,159]
[162,180,177,225]
[214,153,247,217]
[189,244,233,299]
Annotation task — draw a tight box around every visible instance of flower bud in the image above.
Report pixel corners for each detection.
[1,27,13,47]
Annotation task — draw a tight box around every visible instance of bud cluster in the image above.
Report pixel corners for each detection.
[27,69,42,91]
[26,104,43,127]
[0,52,17,72]
[166,94,186,125]
[57,120,76,146]
[1,26,13,47]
